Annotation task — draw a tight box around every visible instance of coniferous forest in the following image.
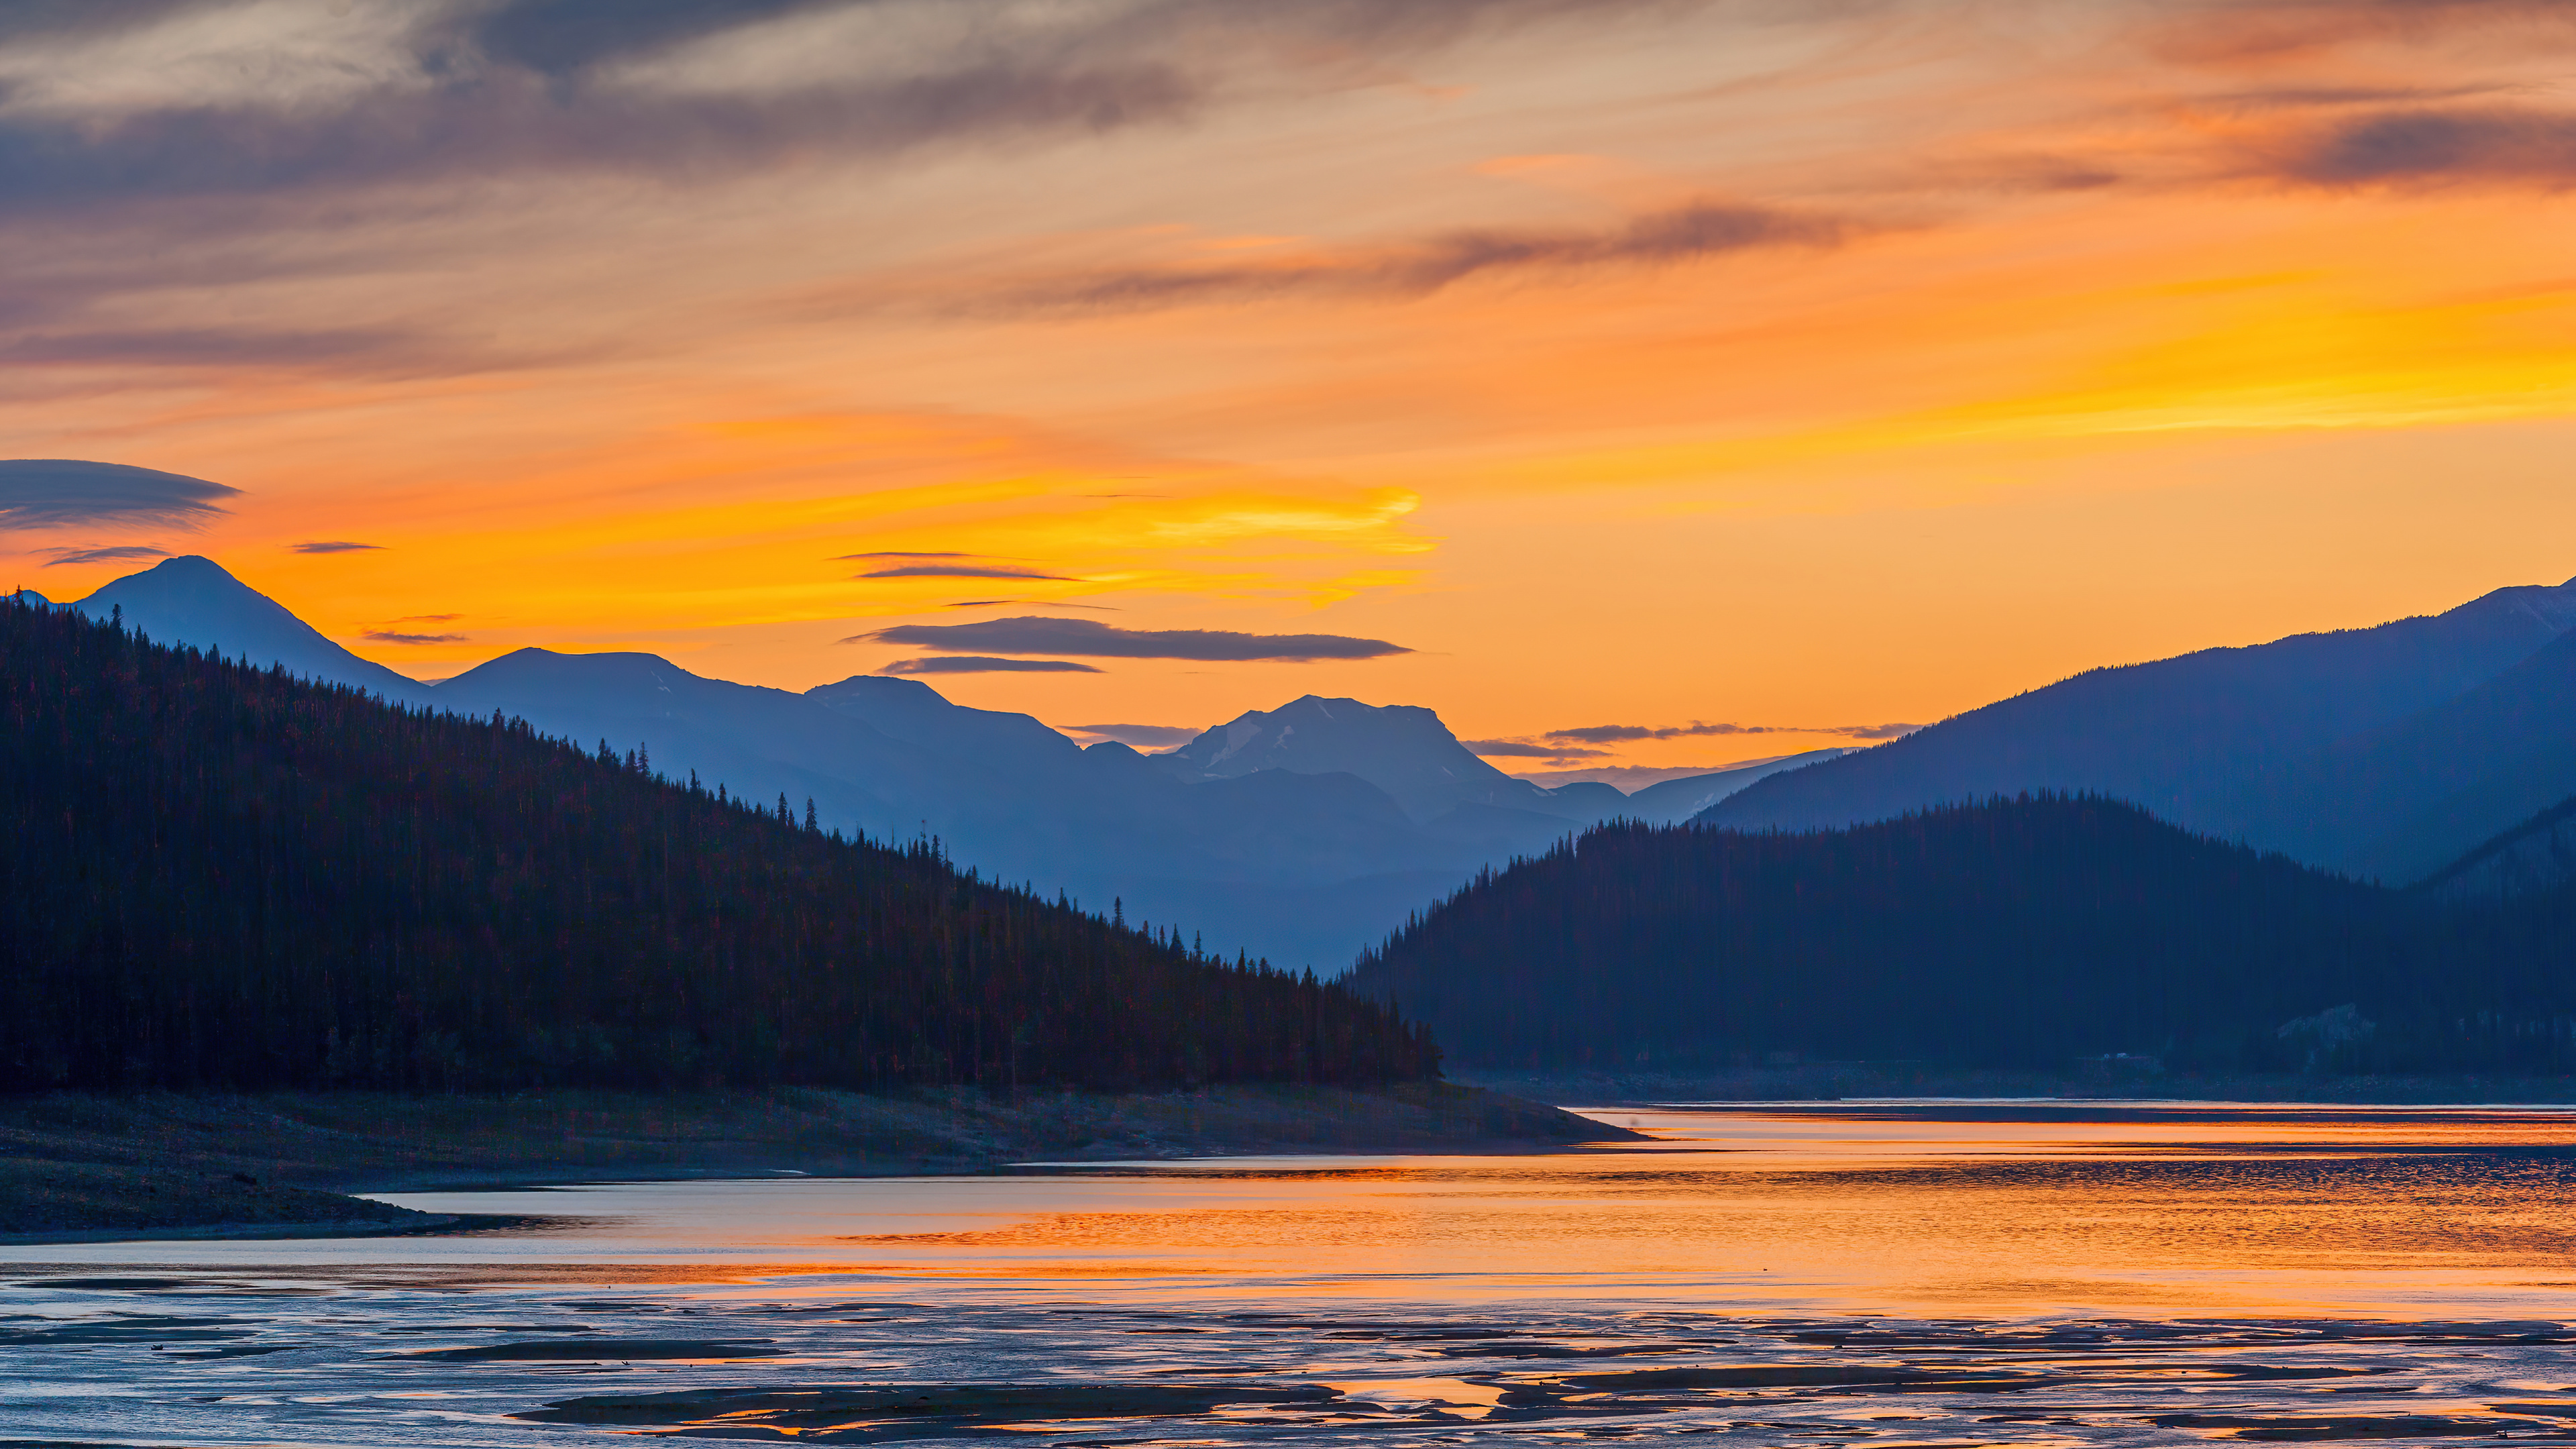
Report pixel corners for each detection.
[0,598,1438,1091]
[1350,796,2576,1074]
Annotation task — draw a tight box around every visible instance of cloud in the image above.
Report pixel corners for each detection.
[833,550,975,559]
[362,628,468,645]
[860,564,1075,580]
[291,539,384,553]
[1833,722,1923,741]
[0,458,239,530]
[0,0,1678,209]
[1543,720,1923,744]
[36,543,169,566]
[0,326,435,368]
[879,655,1101,674]
[2274,105,2576,186]
[969,198,1858,316]
[945,598,1120,610]
[866,614,1411,661]
[1063,722,1201,747]
[1462,738,1610,759]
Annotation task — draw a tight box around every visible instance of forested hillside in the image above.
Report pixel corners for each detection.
[1352,796,2576,1073]
[0,599,1436,1092]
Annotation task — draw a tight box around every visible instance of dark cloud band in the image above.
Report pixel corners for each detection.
[2279,105,2576,186]
[867,615,1409,662]
[292,541,384,554]
[1462,738,1610,759]
[1542,720,1922,745]
[0,0,1680,209]
[1064,722,1201,747]
[861,565,1074,580]
[971,197,1856,315]
[0,459,239,530]
[38,543,170,566]
[879,655,1102,674]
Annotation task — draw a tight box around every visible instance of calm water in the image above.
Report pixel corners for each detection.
[7,1102,2576,1446]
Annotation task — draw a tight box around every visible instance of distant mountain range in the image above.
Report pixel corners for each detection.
[1699,574,2576,883]
[44,557,1807,969]
[64,555,2576,971]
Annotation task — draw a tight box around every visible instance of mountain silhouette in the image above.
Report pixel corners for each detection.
[1154,695,1623,824]
[1699,574,2576,877]
[72,555,436,704]
[60,557,1811,969]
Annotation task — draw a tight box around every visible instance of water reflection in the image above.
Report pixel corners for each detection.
[3,1102,2574,1446]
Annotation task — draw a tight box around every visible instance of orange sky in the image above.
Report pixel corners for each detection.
[6,0,2575,771]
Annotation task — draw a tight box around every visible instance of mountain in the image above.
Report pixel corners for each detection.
[1618,749,1851,820]
[0,597,1434,1092]
[1698,576,2576,875]
[1350,795,2576,1074]
[1154,695,1621,824]
[58,557,1854,969]
[72,555,436,704]
[2312,625,2576,881]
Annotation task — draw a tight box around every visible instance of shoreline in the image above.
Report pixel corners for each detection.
[0,1081,1633,1244]
[1455,1065,2576,1107]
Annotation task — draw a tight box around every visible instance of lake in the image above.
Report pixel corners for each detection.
[5,1100,2575,1446]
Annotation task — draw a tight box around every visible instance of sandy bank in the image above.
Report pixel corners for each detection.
[0,1082,1628,1241]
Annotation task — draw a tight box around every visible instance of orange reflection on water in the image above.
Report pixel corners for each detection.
[12,1103,2575,1322]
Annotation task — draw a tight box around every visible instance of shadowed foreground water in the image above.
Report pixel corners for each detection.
[5,1102,2575,1446]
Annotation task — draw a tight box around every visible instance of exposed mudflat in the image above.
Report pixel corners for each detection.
[5,1100,2573,1446]
[0,1155,440,1240]
[0,1083,1624,1239]
[6,1285,2576,1446]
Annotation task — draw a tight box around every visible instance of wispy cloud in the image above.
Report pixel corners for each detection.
[944,598,1120,610]
[833,550,977,559]
[2271,105,2576,186]
[959,199,1860,317]
[1462,737,1610,759]
[880,655,1101,674]
[0,458,237,529]
[1543,720,1921,744]
[291,539,384,554]
[1062,721,1201,747]
[0,326,435,369]
[861,564,1074,580]
[362,627,467,645]
[865,615,1410,661]
[0,0,1678,208]
[37,543,169,566]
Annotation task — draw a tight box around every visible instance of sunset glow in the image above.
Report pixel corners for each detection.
[9,0,2575,769]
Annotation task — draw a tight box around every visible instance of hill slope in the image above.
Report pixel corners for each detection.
[1699,578,2576,867]
[0,598,1435,1092]
[1352,796,2576,1073]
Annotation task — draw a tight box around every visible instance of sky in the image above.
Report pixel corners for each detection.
[3,0,2575,773]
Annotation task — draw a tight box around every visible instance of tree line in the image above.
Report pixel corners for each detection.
[0,598,1438,1091]
[1351,794,2576,1073]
